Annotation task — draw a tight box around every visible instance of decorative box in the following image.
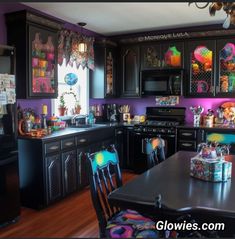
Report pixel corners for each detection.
[190,155,232,182]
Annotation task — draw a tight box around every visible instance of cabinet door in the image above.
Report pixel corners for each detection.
[161,42,184,69]
[61,150,77,195]
[141,44,161,69]
[115,128,124,168]
[120,45,140,97]
[185,40,215,97]
[105,47,117,97]
[77,146,90,188]
[216,39,235,97]
[29,25,58,98]
[45,154,62,205]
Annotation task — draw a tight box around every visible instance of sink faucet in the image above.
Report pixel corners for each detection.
[71,114,80,125]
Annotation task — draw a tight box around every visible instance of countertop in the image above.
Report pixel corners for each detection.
[18,121,235,141]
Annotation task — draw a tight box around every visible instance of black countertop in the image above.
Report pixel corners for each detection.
[18,121,235,142]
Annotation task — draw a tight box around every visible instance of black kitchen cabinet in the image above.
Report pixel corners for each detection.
[177,127,204,152]
[120,45,140,97]
[185,39,215,97]
[18,127,115,209]
[45,154,63,204]
[141,42,183,70]
[115,127,124,168]
[215,38,235,97]
[90,40,117,98]
[77,146,90,188]
[5,10,61,99]
[61,150,77,196]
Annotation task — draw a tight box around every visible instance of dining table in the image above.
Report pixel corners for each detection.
[108,151,235,219]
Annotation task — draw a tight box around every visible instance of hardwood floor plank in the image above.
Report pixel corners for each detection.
[0,171,136,238]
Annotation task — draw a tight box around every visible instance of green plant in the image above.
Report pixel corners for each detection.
[59,91,78,108]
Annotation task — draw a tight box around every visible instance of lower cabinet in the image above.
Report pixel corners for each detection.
[177,128,204,152]
[18,127,115,209]
[45,154,63,204]
[61,150,77,196]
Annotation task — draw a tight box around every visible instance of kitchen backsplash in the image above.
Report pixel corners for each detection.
[90,97,235,123]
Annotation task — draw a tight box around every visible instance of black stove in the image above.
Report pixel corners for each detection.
[134,107,186,134]
[130,107,186,173]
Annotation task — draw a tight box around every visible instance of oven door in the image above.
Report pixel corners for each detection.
[129,131,176,173]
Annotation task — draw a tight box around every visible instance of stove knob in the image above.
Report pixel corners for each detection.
[152,128,157,133]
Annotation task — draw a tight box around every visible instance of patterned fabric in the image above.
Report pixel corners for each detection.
[58,29,95,70]
[106,209,159,238]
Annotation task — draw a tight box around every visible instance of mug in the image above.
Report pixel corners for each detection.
[196,80,209,93]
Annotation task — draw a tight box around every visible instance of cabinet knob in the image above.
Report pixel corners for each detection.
[116,131,123,135]
[182,133,193,136]
[49,145,59,150]
[79,139,87,143]
[65,142,73,146]
[181,143,193,147]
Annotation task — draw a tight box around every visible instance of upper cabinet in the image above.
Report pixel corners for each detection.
[216,39,235,97]
[185,40,215,97]
[5,10,61,99]
[119,45,140,98]
[90,40,117,98]
[141,42,184,70]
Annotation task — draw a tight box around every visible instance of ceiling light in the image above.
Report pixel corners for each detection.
[77,22,87,53]
[189,2,235,29]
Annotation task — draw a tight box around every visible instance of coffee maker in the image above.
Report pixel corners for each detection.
[102,104,119,122]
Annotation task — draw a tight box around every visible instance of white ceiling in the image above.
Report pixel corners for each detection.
[22,2,227,36]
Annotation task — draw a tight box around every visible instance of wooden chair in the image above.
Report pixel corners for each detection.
[86,145,162,238]
[142,137,166,169]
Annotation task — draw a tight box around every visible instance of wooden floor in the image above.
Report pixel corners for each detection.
[0,171,136,238]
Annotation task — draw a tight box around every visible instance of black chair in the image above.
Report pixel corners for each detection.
[86,145,163,238]
[142,137,166,169]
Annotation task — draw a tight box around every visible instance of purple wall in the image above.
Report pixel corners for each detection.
[1,3,235,122]
[90,97,234,123]
[0,3,101,116]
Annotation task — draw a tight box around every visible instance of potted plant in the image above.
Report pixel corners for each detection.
[74,100,81,114]
[58,93,67,116]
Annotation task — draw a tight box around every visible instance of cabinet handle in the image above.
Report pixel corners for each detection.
[181,143,193,147]
[117,131,123,135]
[65,142,73,146]
[181,133,193,136]
[49,145,59,150]
[136,86,139,93]
[79,139,87,143]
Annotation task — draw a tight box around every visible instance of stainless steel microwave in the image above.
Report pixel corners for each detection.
[141,70,183,96]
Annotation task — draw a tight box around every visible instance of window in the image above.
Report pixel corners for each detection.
[52,59,89,116]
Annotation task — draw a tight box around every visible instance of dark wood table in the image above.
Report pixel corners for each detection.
[108,151,235,218]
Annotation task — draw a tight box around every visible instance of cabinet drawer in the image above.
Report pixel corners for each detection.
[76,134,91,146]
[178,140,197,151]
[45,141,60,155]
[61,137,75,150]
[178,129,197,140]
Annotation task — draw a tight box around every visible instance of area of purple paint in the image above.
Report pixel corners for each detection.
[90,97,235,123]
[17,99,51,117]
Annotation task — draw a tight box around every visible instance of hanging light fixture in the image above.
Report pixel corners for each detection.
[189,2,235,29]
[77,22,87,53]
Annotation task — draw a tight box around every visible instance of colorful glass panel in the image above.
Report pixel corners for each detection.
[190,45,213,94]
[219,42,235,93]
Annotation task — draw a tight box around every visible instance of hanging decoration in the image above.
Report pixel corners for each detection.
[58,28,95,70]
[64,73,78,90]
